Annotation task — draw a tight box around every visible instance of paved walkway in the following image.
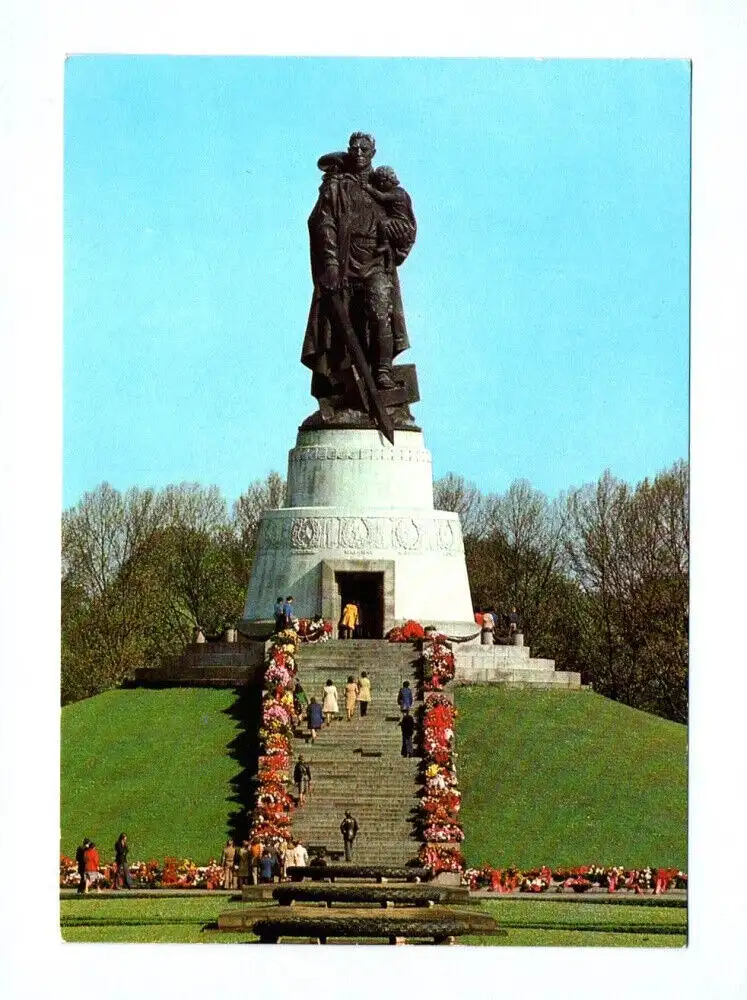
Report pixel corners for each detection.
[60,886,687,904]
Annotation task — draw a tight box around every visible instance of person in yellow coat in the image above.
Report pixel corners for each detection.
[341,601,359,639]
[357,670,371,717]
[344,675,359,722]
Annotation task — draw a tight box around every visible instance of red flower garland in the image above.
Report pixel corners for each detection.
[250,632,299,843]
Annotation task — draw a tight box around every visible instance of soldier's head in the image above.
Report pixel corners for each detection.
[348,132,376,173]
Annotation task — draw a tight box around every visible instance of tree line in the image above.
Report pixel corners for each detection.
[61,474,285,705]
[62,460,688,722]
[435,461,688,723]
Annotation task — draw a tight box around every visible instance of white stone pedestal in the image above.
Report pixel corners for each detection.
[241,428,476,636]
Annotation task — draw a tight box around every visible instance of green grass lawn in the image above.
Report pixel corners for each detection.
[61,688,241,862]
[59,896,686,947]
[459,898,686,945]
[61,685,687,873]
[455,687,687,870]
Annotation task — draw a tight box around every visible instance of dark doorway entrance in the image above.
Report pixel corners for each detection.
[336,572,384,639]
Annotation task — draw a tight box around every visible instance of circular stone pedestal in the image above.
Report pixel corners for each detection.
[242,428,476,636]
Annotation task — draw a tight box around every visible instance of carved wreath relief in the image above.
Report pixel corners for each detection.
[261,514,462,555]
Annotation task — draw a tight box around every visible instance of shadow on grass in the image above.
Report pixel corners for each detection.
[223,685,263,845]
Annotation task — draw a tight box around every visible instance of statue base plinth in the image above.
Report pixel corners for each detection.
[242,427,476,637]
[300,407,420,434]
[301,363,421,433]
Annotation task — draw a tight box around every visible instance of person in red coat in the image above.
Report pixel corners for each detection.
[83,841,101,893]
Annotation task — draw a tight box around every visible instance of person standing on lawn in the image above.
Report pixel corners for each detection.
[75,838,90,895]
[293,838,310,870]
[236,839,251,886]
[399,708,416,757]
[113,833,133,889]
[340,811,360,861]
[283,839,297,881]
[357,671,371,717]
[249,838,262,885]
[220,838,236,890]
[83,840,101,893]
[259,848,275,884]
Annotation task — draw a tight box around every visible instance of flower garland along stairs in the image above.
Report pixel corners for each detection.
[249,630,300,848]
[287,637,423,866]
[417,631,465,878]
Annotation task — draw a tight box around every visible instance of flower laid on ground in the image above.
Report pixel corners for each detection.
[464,864,687,894]
[60,856,81,887]
[423,761,459,793]
[59,856,223,889]
[258,753,290,781]
[274,628,299,645]
[422,634,455,690]
[420,792,461,823]
[418,844,466,874]
[387,619,425,642]
[422,695,457,767]
[521,867,553,893]
[296,618,333,642]
[262,701,293,728]
[423,822,465,843]
[262,732,291,755]
[265,660,294,688]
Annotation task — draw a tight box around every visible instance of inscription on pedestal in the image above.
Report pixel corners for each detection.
[291,446,431,465]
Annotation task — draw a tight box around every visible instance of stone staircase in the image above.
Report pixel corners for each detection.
[289,641,422,866]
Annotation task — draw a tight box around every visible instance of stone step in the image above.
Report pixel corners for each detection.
[297,680,416,690]
[290,642,425,864]
[291,829,418,838]
[294,788,418,798]
[293,806,419,819]
[299,664,418,674]
[293,796,418,807]
[296,806,418,815]
[290,840,417,849]
[293,739,416,752]
[293,828,417,836]
[296,768,420,779]
[291,769,421,781]
[302,640,417,652]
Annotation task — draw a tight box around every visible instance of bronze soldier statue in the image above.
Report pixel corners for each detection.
[301,132,418,441]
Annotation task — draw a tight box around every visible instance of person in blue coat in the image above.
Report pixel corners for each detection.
[259,848,275,883]
[307,697,324,742]
[397,679,414,713]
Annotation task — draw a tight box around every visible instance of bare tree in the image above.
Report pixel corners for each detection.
[232,471,286,554]
[433,473,485,538]
[61,483,166,701]
[564,463,689,721]
[466,479,573,656]
[156,483,242,637]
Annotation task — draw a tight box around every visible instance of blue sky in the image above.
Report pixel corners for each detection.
[63,56,690,508]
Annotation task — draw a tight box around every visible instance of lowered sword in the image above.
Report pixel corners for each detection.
[326,290,396,445]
